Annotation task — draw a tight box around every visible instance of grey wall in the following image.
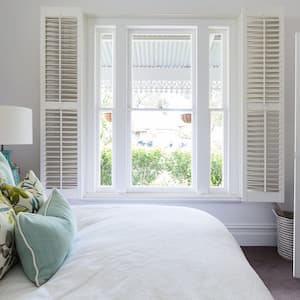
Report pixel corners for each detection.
[1,0,300,240]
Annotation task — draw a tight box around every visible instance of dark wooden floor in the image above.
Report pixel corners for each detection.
[243,247,300,300]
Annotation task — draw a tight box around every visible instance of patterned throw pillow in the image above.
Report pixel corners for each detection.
[0,184,39,214]
[0,152,15,185]
[18,171,47,210]
[0,171,46,215]
[0,194,16,279]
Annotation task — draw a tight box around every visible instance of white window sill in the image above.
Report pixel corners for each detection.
[80,192,242,204]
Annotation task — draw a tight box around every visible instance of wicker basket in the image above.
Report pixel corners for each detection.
[273,208,294,261]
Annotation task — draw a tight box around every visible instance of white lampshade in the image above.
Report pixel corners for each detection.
[0,105,33,145]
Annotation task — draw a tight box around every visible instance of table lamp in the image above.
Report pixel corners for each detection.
[0,105,33,183]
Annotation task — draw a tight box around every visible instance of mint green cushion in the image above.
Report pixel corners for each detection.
[15,189,76,286]
[0,152,15,185]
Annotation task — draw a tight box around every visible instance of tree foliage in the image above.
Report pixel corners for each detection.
[210,152,222,186]
[100,149,112,186]
[165,151,191,185]
[132,149,164,185]
[100,149,222,187]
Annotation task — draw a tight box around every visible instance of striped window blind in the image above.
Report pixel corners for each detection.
[41,8,82,196]
[245,15,284,202]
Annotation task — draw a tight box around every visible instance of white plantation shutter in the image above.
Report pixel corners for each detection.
[244,15,284,202]
[41,8,82,197]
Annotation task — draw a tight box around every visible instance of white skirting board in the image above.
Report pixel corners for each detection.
[226,223,277,246]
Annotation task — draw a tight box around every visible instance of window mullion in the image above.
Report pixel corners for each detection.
[222,28,229,193]
[227,23,240,195]
[86,26,98,194]
[114,25,128,193]
[95,30,101,191]
[196,26,210,193]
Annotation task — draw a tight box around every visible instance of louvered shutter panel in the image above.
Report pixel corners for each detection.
[244,15,284,202]
[41,8,82,197]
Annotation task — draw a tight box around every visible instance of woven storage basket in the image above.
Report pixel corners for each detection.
[273,208,294,261]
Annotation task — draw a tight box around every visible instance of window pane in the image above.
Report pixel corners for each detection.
[100,34,113,108]
[100,111,112,186]
[210,111,223,187]
[131,111,192,187]
[131,34,192,109]
[209,33,223,108]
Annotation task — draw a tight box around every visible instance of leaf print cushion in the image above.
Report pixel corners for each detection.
[18,171,47,211]
[0,183,38,214]
[0,189,12,208]
[0,198,16,279]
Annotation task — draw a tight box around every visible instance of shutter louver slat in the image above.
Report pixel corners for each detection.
[61,17,78,104]
[61,110,78,188]
[245,14,284,202]
[44,109,61,189]
[45,17,59,103]
[247,111,265,192]
[41,9,81,196]
[44,108,78,190]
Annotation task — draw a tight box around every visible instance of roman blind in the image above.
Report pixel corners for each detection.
[40,7,82,197]
[244,14,284,202]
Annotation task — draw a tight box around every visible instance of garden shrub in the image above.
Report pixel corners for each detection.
[210,152,222,186]
[132,149,164,185]
[100,148,222,187]
[100,149,112,186]
[165,151,191,185]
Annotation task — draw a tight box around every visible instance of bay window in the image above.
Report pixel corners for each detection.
[85,19,240,198]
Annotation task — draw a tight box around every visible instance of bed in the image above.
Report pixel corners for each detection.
[0,205,273,299]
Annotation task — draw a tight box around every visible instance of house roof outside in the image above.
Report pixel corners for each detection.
[99,33,222,93]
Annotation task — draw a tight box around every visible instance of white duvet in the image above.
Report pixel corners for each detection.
[0,205,273,300]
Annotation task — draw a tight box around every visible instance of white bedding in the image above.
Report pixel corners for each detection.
[0,205,273,300]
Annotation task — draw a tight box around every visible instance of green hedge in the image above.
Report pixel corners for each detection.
[132,149,165,185]
[210,152,222,186]
[100,149,222,186]
[100,149,112,186]
[165,151,191,185]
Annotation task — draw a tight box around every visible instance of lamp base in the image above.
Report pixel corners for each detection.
[1,149,20,184]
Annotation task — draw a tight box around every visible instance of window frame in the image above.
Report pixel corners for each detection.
[96,29,115,191]
[127,28,197,193]
[208,28,228,193]
[85,17,241,201]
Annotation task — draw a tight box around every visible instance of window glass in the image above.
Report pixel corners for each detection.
[100,34,113,108]
[210,111,224,187]
[99,33,113,186]
[130,33,193,187]
[131,111,192,186]
[209,33,223,109]
[209,31,225,188]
